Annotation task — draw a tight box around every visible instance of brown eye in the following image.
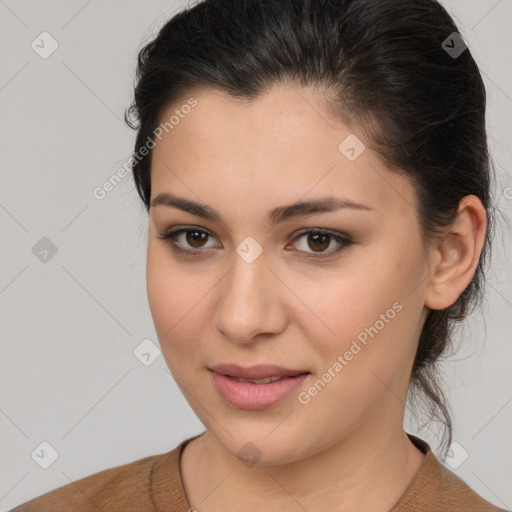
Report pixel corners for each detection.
[184,229,209,248]
[291,228,354,259]
[156,227,219,256]
[306,232,330,252]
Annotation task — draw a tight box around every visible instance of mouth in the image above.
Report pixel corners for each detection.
[208,364,311,410]
[209,363,311,380]
[222,374,309,384]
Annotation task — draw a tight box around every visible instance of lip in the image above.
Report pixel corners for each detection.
[210,370,310,410]
[209,363,309,379]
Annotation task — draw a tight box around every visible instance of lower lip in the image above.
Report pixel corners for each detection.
[210,371,310,410]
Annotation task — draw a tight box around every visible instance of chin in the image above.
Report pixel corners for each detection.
[211,426,308,467]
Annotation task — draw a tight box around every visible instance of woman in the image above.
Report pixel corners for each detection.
[11,0,506,510]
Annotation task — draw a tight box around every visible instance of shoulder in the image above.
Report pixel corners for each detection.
[406,458,507,511]
[434,463,507,511]
[9,446,180,512]
[393,434,507,512]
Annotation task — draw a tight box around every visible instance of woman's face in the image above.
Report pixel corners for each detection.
[146,85,431,464]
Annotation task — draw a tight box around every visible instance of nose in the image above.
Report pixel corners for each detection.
[213,248,287,344]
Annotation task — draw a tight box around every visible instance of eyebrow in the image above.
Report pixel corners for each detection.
[150,192,374,225]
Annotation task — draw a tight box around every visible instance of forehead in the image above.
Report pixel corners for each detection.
[150,86,417,221]
[155,85,343,155]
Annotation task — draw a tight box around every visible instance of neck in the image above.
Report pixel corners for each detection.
[181,419,426,512]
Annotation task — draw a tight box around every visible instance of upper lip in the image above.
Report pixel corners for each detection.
[209,363,310,379]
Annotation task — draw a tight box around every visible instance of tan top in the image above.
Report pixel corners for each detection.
[10,432,506,512]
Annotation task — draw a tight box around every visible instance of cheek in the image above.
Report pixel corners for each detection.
[146,244,208,362]
[304,251,420,388]
[304,265,401,350]
[300,291,411,428]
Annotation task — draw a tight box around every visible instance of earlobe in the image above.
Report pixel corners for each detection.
[424,195,487,311]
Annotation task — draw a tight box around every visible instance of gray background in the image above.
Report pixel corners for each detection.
[0,0,511,510]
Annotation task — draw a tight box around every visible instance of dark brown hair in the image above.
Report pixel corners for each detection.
[125,0,498,458]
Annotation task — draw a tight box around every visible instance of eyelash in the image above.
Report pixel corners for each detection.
[156,226,354,260]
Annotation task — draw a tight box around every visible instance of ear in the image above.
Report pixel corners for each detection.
[425,195,488,311]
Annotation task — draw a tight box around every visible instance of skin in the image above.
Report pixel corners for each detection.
[146,84,487,512]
